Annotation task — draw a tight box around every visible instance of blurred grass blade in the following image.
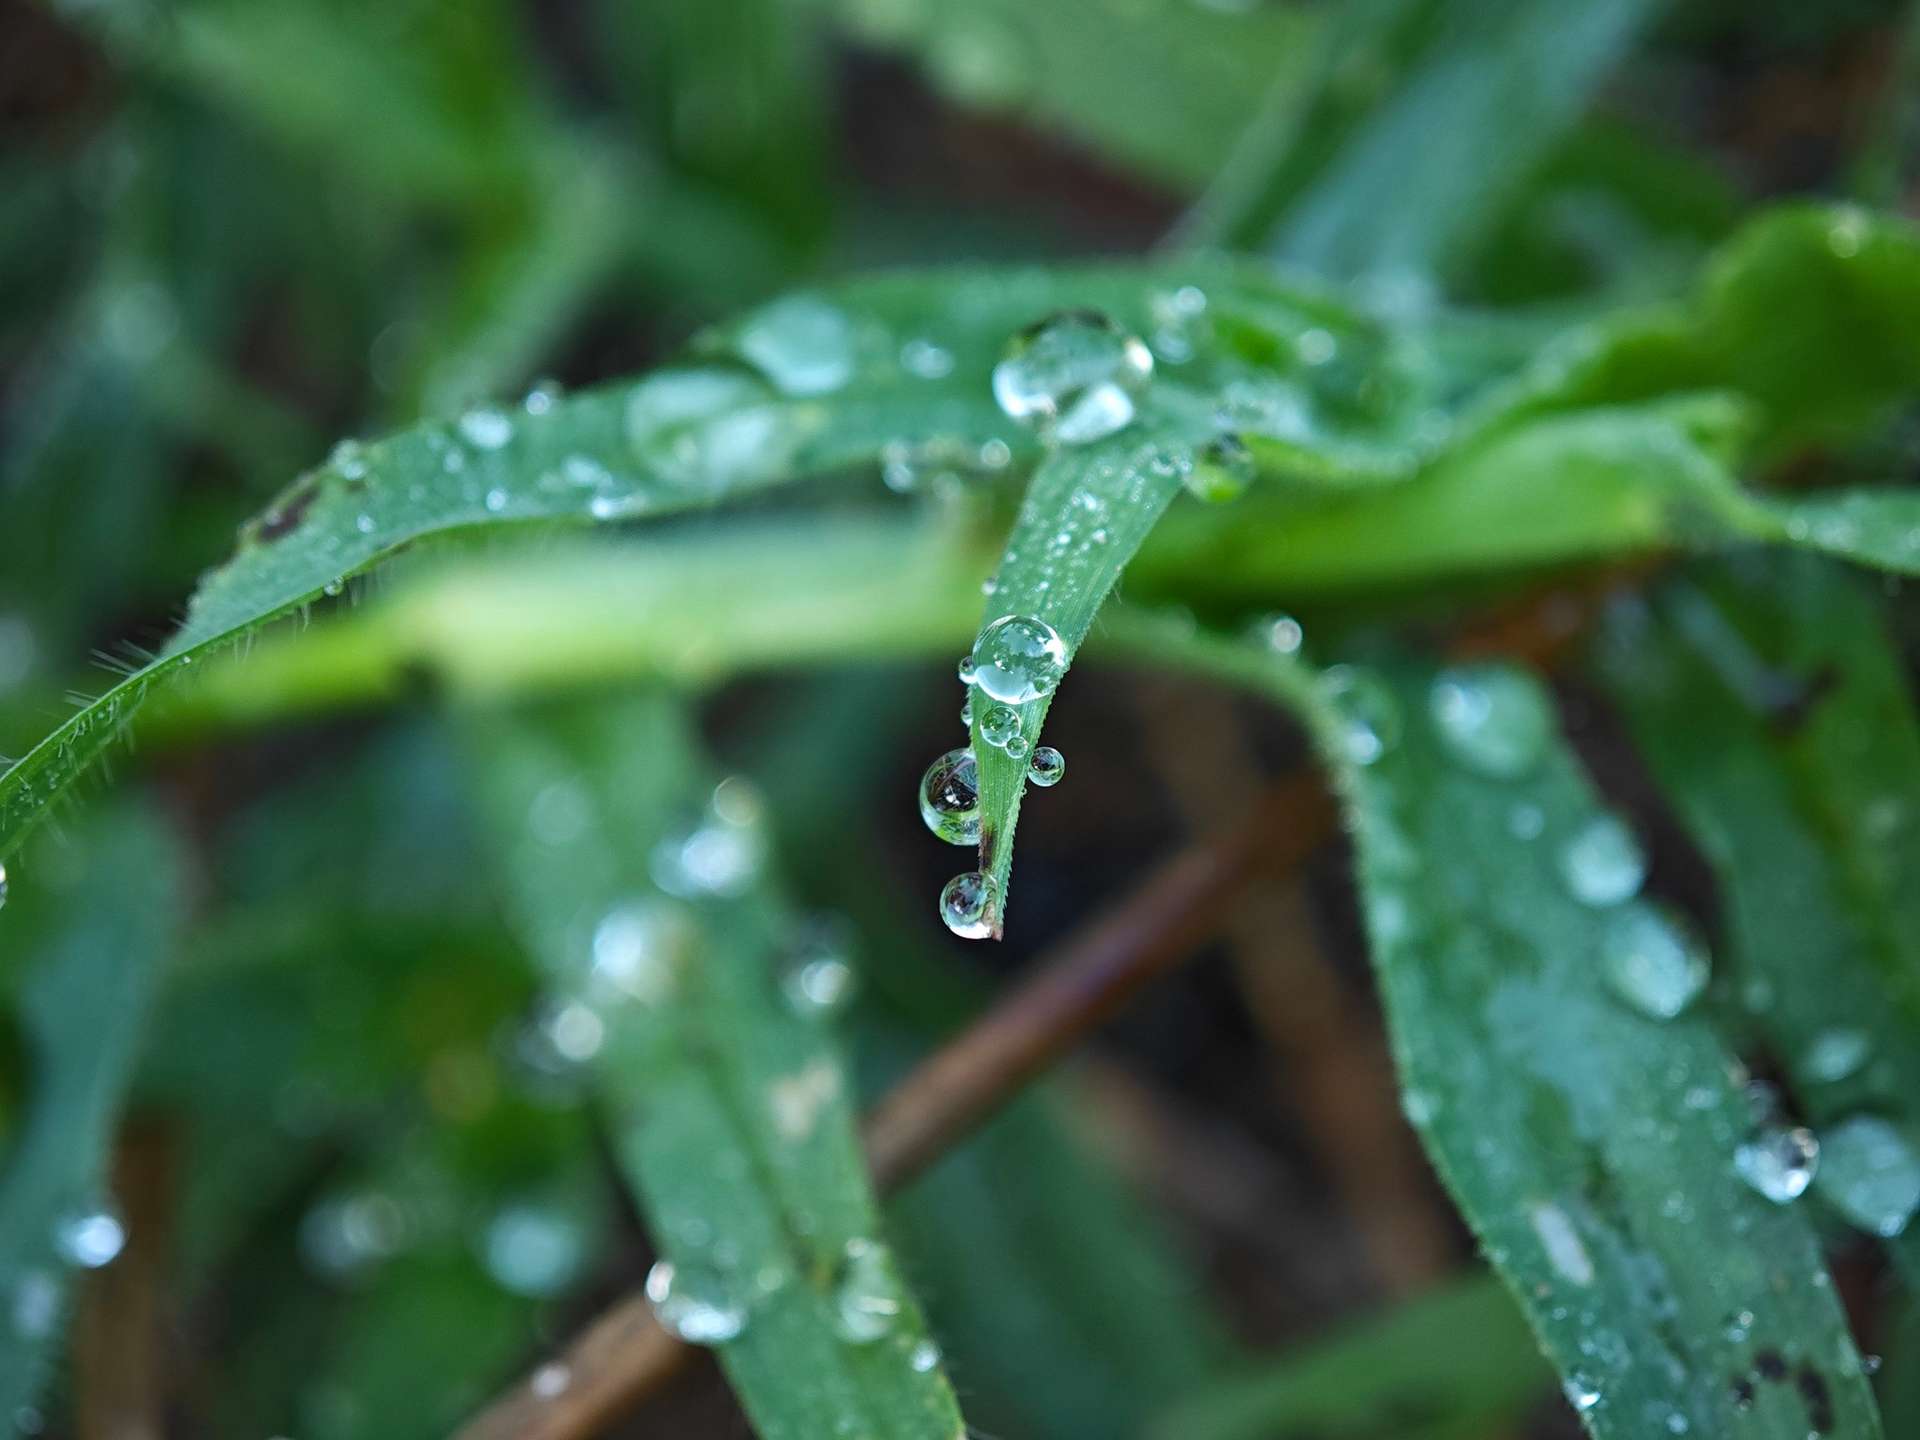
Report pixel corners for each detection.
[1107,617,1883,1438]
[1595,556,1920,1274]
[1149,1275,1547,1440]
[0,804,181,1417]
[467,694,966,1439]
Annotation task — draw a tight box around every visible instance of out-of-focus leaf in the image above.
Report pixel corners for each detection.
[467,693,965,1439]
[1149,1275,1546,1440]
[1596,555,1920,1273]
[0,804,181,1418]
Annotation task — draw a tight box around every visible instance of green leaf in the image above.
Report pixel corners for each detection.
[1149,1274,1547,1440]
[1113,620,1883,1439]
[465,693,966,1440]
[1595,555,1920,1272]
[0,804,182,1418]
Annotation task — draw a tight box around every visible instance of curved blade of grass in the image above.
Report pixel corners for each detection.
[0,804,181,1418]
[1149,1274,1547,1440]
[1596,555,1920,1276]
[1101,615,1882,1439]
[466,693,965,1440]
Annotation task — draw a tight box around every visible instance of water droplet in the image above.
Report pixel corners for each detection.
[321,577,345,598]
[544,1001,606,1063]
[735,294,855,396]
[590,901,689,1005]
[10,1271,57,1340]
[530,1362,571,1399]
[483,1204,586,1297]
[909,1338,941,1373]
[1559,815,1646,907]
[978,703,1021,751]
[899,337,954,379]
[652,779,766,898]
[991,310,1153,446]
[1184,434,1254,503]
[0,862,8,911]
[1802,1028,1871,1084]
[53,1206,124,1269]
[966,614,1067,704]
[1428,665,1553,779]
[1815,1115,1920,1236]
[1249,613,1303,656]
[919,749,980,846]
[780,920,859,1019]
[1026,746,1064,787]
[1148,285,1209,363]
[1317,665,1401,766]
[645,1259,747,1345]
[625,367,788,493]
[300,1191,407,1278]
[330,439,370,480]
[1599,905,1709,1020]
[939,871,996,940]
[1735,1125,1819,1203]
[831,1239,904,1343]
[459,408,515,450]
[1563,1376,1601,1413]
[1297,328,1337,366]
[523,377,565,415]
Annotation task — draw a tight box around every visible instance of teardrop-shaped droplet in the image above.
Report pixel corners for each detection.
[1428,664,1554,779]
[1184,433,1254,503]
[991,310,1153,446]
[1599,905,1709,1020]
[1815,1115,1920,1237]
[918,749,980,846]
[966,614,1067,704]
[1734,1125,1819,1204]
[939,871,996,940]
[1026,746,1065,787]
[1559,815,1646,907]
[830,1239,904,1344]
[644,1258,747,1345]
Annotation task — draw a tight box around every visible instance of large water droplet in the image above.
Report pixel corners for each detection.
[1802,1028,1871,1084]
[53,1206,125,1269]
[1317,665,1401,766]
[991,310,1153,446]
[919,749,980,846]
[966,614,1067,704]
[735,294,855,396]
[1734,1125,1819,1203]
[1559,815,1646,907]
[780,919,859,1019]
[1599,905,1709,1020]
[645,1259,747,1345]
[939,871,996,940]
[1184,434,1254,503]
[1815,1115,1920,1236]
[1428,665,1553,779]
[1026,746,1065,787]
[831,1239,904,1343]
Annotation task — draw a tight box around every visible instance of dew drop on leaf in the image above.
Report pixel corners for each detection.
[1428,664,1554,779]
[1599,905,1709,1020]
[1814,1115,1920,1236]
[483,1204,586,1297]
[644,1259,748,1345]
[458,408,515,451]
[939,871,996,940]
[991,310,1153,446]
[735,294,855,397]
[1026,746,1065,787]
[1558,814,1646,907]
[978,703,1021,752]
[0,861,9,911]
[966,614,1067,704]
[919,749,980,846]
[1735,1125,1820,1203]
[1185,433,1254,503]
[1802,1028,1871,1084]
[831,1239,905,1344]
[52,1205,125,1269]
[779,919,859,1019]
[1317,665,1401,766]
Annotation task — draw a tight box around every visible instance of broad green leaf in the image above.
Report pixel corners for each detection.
[0,804,182,1418]
[466,693,965,1440]
[1149,1275,1547,1440]
[1113,619,1882,1439]
[1596,556,1920,1272]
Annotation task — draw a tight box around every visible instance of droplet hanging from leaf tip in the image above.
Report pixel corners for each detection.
[939,871,996,940]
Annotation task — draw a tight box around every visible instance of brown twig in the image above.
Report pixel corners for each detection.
[74,1118,174,1440]
[454,773,1333,1440]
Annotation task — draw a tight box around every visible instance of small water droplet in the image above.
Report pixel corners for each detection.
[1802,1028,1871,1084]
[736,294,855,396]
[523,378,565,415]
[483,1204,586,1297]
[354,512,377,534]
[966,614,1067,704]
[10,1271,57,1340]
[1297,328,1337,366]
[1735,1125,1820,1203]
[1428,664,1553,779]
[939,871,996,940]
[978,703,1021,751]
[909,1338,941,1373]
[991,310,1153,446]
[1559,815,1646,907]
[0,862,9,911]
[1184,433,1254,503]
[543,1002,605,1063]
[780,919,859,1019]
[919,749,980,846]
[590,900,689,1005]
[1251,613,1303,656]
[831,1239,904,1344]
[652,779,766,898]
[1815,1115,1920,1236]
[899,337,954,379]
[1026,746,1064,787]
[53,1206,125,1269]
[484,487,508,514]
[645,1259,747,1345]
[330,439,369,480]
[321,577,345,598]
[530,1362,571,1400]
[1317,665,1400,766]
[1599,905,1709,1020]
[459,408,515,450]
[1148,284,1209,363]
[1563,1376,1601,1413]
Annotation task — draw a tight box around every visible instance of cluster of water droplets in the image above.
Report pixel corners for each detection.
[642,1234,916,1354]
